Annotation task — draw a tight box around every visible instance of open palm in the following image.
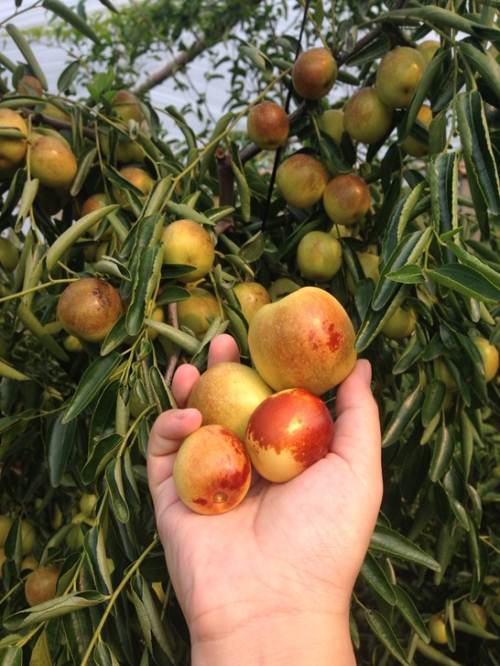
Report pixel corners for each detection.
[147,335,382,641]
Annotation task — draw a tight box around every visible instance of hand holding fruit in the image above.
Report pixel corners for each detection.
[147,334,382,665]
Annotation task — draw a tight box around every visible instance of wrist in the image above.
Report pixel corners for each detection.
[191,608,355,666]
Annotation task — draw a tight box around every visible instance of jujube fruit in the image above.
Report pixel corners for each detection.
[292,47,337,100]
[111,90,144,123]
[248,286,357,395]
[16,74,44,96]
[317,109,344,144]
[162,219,215,282]
[245,388,334,483]
[343,88,392,145]
[473,337,499,383]
[376,47,426,108]
[417,40,440,66]
[57,277,123,342]
[381,306,416,340]
[173,424,251,515]
[276,153,329,209]
[187,362,272,440]
[0,237,19,271]
[25,565,59,606]
[296,231,342,281]
[177,288,220,339]
[323,174,371,226]
[233,281,271,323]
[429,613,447,644]
[0,109,28,174]
[29,133,78,191]
[247,101,289,150]
[346,252,380,293]
[401,105,432,157]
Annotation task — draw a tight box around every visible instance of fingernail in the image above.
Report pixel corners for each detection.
[358,359,372,384]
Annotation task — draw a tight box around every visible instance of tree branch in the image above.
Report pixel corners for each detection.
[132,0,264,96]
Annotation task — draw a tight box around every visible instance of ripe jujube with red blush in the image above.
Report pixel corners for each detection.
[245,388,334,483]
[173,425,252,515]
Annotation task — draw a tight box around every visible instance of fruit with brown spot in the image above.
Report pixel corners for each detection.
[233,282,271,323]
[16,74,43,96]
[245,388,334,482]
[162,219,215,282]
[248,286,357,395]
[188,362,272,440]
[173,425,251,514]
[0,109,28,175]
[29,133,78,191]
[402,105,433,157]
[177,288,220,338]
[343,88,392,144]
[296,231,342,281]
[323,174,371,226]
[25,566,59,606]
[293,48,337,100]
[247,101,289,150]
[376,47,426,108]
[276,154,329,209]
[57,277,123,342]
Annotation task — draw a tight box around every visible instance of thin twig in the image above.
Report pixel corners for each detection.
[165,302,181,385]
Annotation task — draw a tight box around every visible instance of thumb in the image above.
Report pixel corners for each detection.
[332,360,382,476]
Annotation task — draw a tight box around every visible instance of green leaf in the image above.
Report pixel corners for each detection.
[426,264,500,303]
[360,552,397,605]
[126,245,163,336]
[164,201,215,226]
[4,592,108,630]
[459,42,500,102]
[429,152,458,237]
[239,232,265,263]
[456,91,500,237]
[0,646,22,666]
[422,380,445,427]
[381,181,427,263]
[42,0,101,44]
[82,433,121,485]
[394,586,431,643]
[382,382,424,447]
[370,525,441,572]
[144,319,199,354]
[57,59,81,92]
[106,458,129,523]
[6,23,48,90]
[400,49,447,141]
[48,413,78,487]
[386,264,424,284]
[445,241,500,289]
[429,425,454,482]
[364,609,411,666]
[63,353,122,423]
[29,630,51,666]
[70,148,96,197]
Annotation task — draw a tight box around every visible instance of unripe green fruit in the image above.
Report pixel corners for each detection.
[21,520,36,556]
[382,306,416,340]
[417,40,440,66]
[473,337,499,383]
[177,288,220,339]
[0,109,28,173]
[162,219,215,282]
[346,252,380,293]
[460,600,487,629]
[233,282,271,323]
[344,88,392,144]
[276,154,329,209]
[79,493,98,515]
[317,109,344,144]
[63,335,84,353]
[29,133,77,191]
[0,515,13,547]
[429,614,447,644]
[296,231,342,281]
[401,105,432,157]
[376,47,426,108]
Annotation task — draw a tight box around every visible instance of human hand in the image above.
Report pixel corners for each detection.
[147,334,382,665]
